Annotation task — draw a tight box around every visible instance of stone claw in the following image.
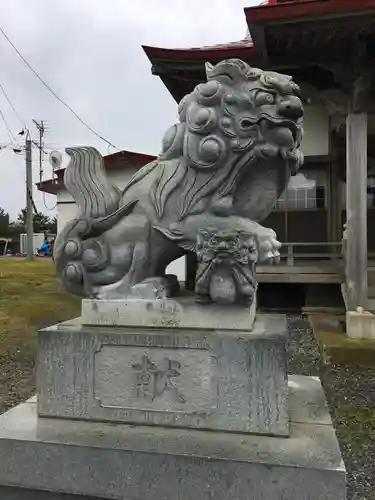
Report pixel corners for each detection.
[257,228,282,265]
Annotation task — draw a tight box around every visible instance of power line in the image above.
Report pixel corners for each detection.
[32,140,46,154]
[0,141,15,149]
[0,80,27,130]
[0,105,17,144]
[0,24,118,149]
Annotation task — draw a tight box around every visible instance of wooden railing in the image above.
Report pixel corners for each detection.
[277,242,343,267]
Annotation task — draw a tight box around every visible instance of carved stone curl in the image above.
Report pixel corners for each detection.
[195,229,258,306]
[53,58,304,303]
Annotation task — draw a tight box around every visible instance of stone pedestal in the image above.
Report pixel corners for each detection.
[37,310,288,436]
[0,376,345,500]
[0,302,346,499]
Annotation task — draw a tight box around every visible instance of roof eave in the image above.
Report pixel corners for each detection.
[244,0,375,24]
[142,42,256,62]
[245,0,375,68]
[143,42,258,102]
[37,179,63,195]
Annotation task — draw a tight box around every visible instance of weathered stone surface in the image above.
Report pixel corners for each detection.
[288,375,333,425]
[0,377,345,500]
[81,296,256,330]
[37,313,288,436]
[0,486,101,499]
[53,59,303,301]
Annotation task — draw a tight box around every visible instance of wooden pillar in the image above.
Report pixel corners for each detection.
[346,112,368,310]
[328,162,342,243]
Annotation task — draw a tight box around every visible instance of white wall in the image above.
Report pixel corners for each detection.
[56,202,79,230]
[166,257,186,281]
[301,105,330,157]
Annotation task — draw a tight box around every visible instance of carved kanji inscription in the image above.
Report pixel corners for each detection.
[94,346,217,414]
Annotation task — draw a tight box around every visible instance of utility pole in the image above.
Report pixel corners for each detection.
[32,119,45,182]
[25,133,33,260]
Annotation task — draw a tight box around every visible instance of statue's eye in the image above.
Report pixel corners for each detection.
[255,91,276,106]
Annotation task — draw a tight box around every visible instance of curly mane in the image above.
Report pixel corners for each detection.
[121,59,303,221]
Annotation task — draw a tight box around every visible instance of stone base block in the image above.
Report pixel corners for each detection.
[37,314,288,436]
[346,309,375,339]
[81,297,256,330]
[0,376,346,500]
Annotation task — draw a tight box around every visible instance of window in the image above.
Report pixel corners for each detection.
[275,170,327,210]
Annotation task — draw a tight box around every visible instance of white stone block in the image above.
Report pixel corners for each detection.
[81,297,256,331]
[346,308,375,339]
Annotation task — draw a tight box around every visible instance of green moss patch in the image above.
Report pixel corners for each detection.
[310,314,375,366]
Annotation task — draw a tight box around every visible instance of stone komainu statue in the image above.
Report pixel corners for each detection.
[54,59,304,301]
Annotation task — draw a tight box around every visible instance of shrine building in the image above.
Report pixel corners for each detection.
[38,0,375,314]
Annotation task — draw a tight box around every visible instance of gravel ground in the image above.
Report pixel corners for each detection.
[0,354,35,415]
[287,314,375,500]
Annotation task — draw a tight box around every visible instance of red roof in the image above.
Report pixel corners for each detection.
[142,39,255,62]
[141,0,375,103]
[101,149,155,166]
[143,39,257,102]
[37,149,156,195]
[144,0,375,62]
[245,0,375,23]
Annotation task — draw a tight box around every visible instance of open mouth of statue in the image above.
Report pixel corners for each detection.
[261,119,301,151]
[260,118,300,145]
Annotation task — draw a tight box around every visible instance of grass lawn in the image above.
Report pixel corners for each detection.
[0,259,80,413]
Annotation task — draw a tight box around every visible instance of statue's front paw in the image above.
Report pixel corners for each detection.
[257,229,281,264]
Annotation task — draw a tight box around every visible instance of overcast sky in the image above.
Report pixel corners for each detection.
[0,0,259,219]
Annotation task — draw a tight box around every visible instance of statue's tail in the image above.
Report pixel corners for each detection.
[64,146,120,219]
[53,146,135,297]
